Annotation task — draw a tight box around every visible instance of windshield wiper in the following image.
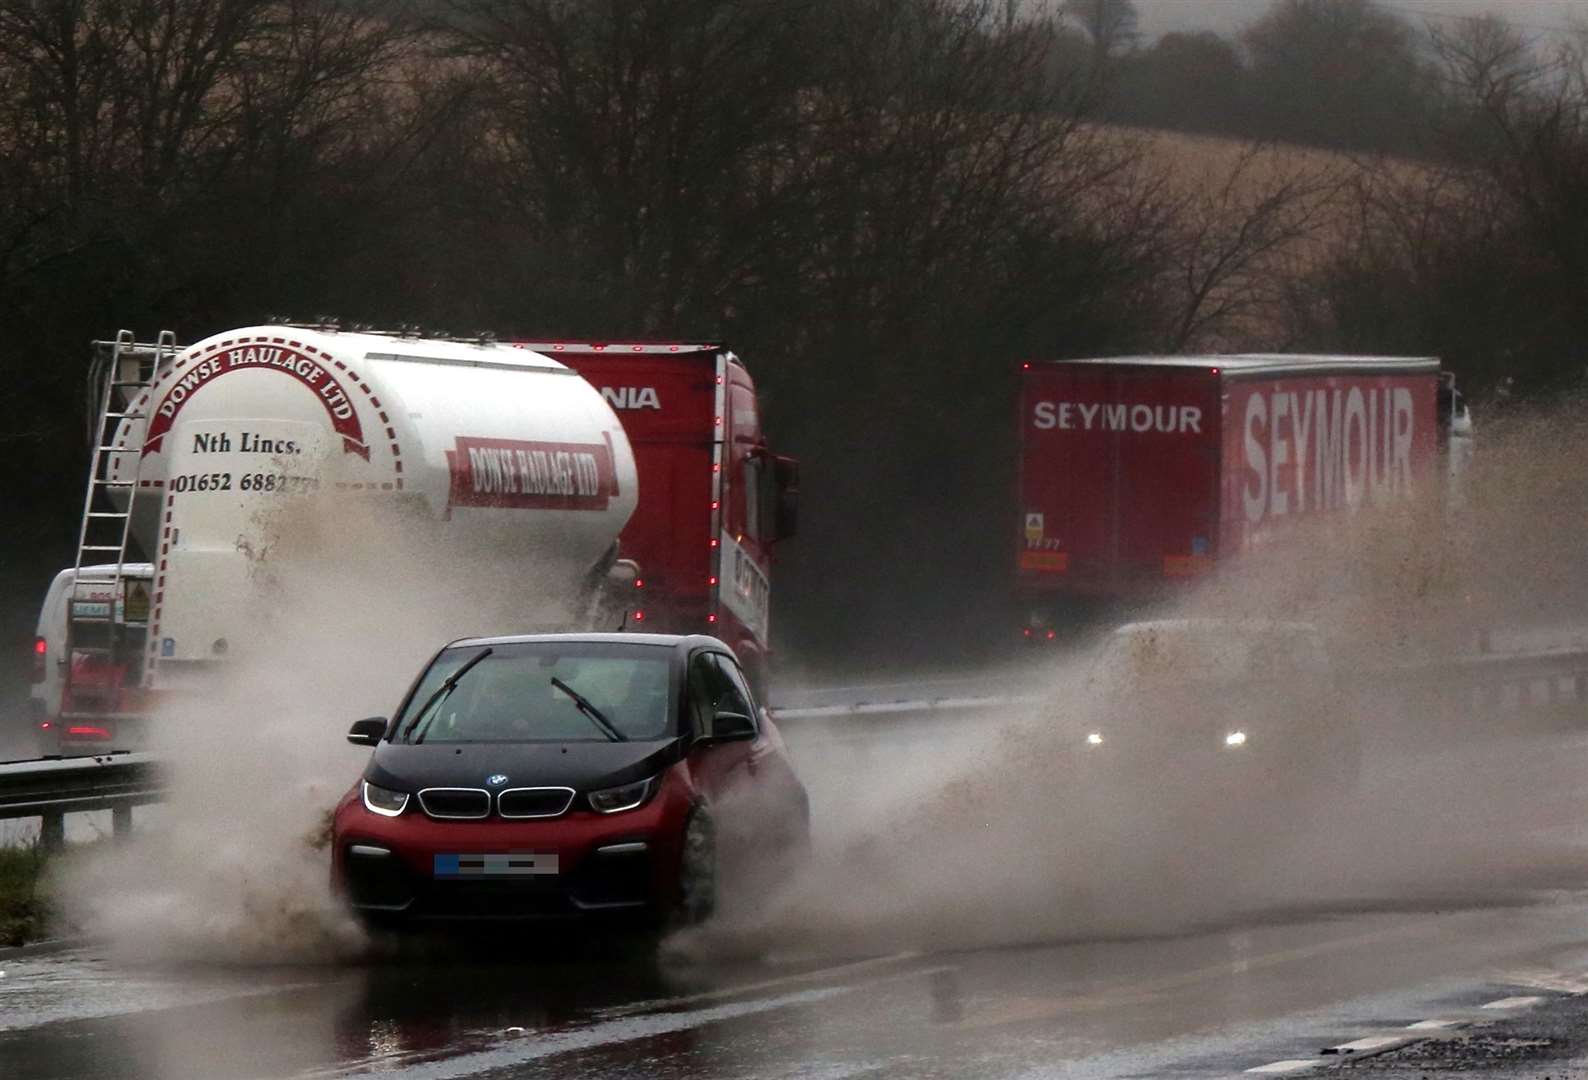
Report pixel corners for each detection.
[403,647,493,744]
[550,677,625,742]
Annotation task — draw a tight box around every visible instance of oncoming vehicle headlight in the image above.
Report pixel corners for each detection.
[362,780,410,817]
[588,776,654,814]
[1224,730,1248,748]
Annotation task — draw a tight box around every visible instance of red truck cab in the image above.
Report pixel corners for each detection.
[515,344,798,694]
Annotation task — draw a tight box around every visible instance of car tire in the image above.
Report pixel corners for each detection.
[673,807,717,927]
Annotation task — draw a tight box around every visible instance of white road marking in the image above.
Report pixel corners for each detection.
[1481,995,1546,1009]
[1246,1060,1322,1074]
[305,963,954,1080]
[599,950,924,1017]
[1327,1034,1411,1053]
[1406,1018,1462,1030]
[306,985,852,1079]
[1501,970,1588,994]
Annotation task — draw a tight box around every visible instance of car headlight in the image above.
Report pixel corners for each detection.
[1224,730,1248,748]
[588,776,654,814]
[362,780,409,817]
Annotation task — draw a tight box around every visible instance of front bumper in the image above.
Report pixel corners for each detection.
[331,787,687,923]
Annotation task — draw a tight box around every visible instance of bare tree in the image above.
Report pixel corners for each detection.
[1159,143,1344,351]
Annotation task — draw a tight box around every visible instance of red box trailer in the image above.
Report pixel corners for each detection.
[1015,355,1451,637]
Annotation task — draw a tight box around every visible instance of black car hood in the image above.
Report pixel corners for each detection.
[365,737,682,794]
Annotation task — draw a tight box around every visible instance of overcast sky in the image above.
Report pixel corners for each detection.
[1131,0,1587,40]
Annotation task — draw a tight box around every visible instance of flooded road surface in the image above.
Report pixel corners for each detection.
[8,896,1588,1079]
[7,681,1588,1078]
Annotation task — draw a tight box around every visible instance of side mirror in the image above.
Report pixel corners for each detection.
[605,558,640,589]
[347,717,388,746]
[708,711,756,742]
[772,455,799,541]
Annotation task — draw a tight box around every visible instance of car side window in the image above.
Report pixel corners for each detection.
[686,653,717,737]
[711,655,758,726]
[685,652,758,738]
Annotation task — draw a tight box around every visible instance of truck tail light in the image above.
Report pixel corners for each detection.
[1045,630,1057,641]
[632,610,645,623]
[707,614,717,624]
[31,636,46,683]
[66,725,113,741]
[1022,628,1032,639]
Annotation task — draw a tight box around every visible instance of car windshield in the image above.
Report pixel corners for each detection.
[395,642,674,743]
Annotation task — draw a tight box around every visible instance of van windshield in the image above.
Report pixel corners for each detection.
[394,642,674,744]
[1093,623,1329,688]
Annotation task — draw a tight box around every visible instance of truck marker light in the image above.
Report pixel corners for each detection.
[712,463,720,473]
[1045,630,1056,640]
[708,576,718,586]
[1022,362,1031,370]
[715,374,723,384]
[632,610,645,622]
[31,637,46,682]
[711,500,719,510]
[709,539,719,549]
[632,345,644,352]
[1022,628,1032,638]
[707,614,717,624]
[634,579,644,589]
[39,720,52,730]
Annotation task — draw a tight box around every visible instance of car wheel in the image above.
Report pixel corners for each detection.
[674,807,717,927]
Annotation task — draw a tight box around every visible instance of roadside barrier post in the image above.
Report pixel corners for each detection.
[39,810,64,853]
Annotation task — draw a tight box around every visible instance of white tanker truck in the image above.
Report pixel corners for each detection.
[30,325,643,751]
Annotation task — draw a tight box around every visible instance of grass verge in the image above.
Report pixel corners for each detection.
[0,842,49,946]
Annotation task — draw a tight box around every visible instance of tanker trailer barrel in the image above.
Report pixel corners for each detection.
[103,326,639,679]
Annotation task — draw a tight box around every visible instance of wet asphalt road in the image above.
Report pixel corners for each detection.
[5,652,1588,1079]
[9,898,1588,1079]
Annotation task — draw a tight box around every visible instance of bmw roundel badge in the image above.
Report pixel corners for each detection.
[487,774,509,787]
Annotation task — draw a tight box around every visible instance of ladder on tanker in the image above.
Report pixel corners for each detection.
[66,330,178,699]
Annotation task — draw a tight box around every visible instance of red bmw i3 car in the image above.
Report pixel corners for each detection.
[331,633,809,926]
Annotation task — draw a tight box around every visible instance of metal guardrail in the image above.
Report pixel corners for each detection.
[0,752,165,849]
[771,648,1588,722]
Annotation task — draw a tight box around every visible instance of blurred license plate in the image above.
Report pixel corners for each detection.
[434,853,559,877]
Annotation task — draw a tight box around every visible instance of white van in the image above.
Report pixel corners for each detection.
[30,564,155,755]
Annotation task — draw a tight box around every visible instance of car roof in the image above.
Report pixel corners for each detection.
[442,632,732,654]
